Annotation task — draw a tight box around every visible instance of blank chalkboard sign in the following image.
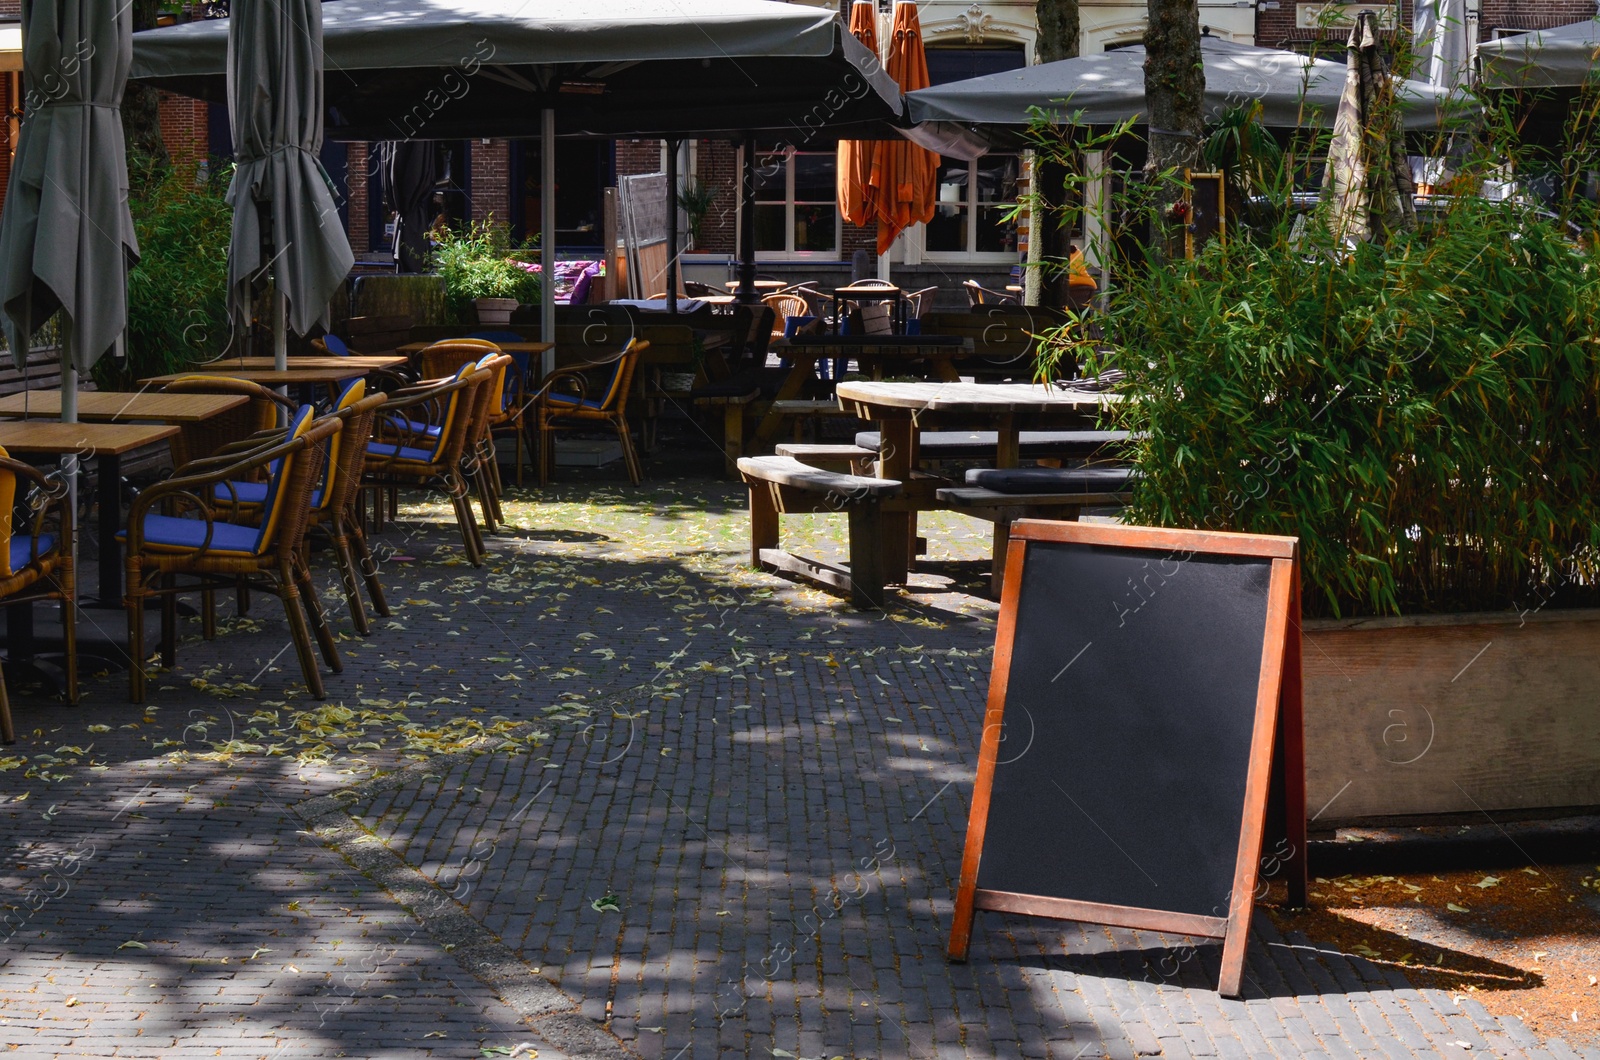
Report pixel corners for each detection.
[948,520,1306,997]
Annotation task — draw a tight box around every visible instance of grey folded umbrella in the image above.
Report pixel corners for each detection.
[226,0,354,348]
[0,0,139,373]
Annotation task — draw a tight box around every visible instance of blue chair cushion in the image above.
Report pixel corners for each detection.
[119,514,262,555]
[367,441,436,462]
[321,334,350,355]
[544,392,605,411]
[963,466,1135,495]
[8,533,57,572]
[384,414,443,439]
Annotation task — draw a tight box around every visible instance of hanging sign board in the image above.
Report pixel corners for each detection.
[947,520,1307,998]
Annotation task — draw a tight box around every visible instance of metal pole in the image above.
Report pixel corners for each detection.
[541,108,557,381]
[59,322,78,610]
[665,137,679,316]
[736,136,758,304]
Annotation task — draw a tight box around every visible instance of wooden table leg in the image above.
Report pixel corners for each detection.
[94,452,124,608]
[722,403,745,477]
[996,413,1019,468]
[750,355,818,451]
[878,418,913,584]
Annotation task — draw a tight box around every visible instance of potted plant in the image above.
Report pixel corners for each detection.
[676,178,719,251]
[428,217,540,326]
[1033,109,1600,825]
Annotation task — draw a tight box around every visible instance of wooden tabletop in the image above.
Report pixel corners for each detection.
[0,390,249,424]
[184,355,408,371]
[0,420,179,456]
[724,280,787,291]
[835,381,1115,416]
[139,365,373,386]
[397,341,554,356]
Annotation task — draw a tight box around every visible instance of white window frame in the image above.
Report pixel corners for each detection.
[745,143,842,261]
[921,152,1023,264]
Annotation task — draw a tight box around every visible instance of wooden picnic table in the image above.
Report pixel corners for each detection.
[749,337,972,451]
[0,390,249,424]
[833,380,1114,583]
[0,421,181,606]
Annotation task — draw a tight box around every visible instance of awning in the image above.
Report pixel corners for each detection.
[1477,19,1600,90]
[129,0,902,141]
[904,37,1465,156]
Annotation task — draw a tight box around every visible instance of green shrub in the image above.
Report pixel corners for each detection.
[96,160,233,388]
[1030,91,1600,618]
[428,218,540,323]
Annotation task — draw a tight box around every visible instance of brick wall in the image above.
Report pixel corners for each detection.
[1258,0,1594,48]
[157,92,208,163]
[1479,0,1595,36]
[347,142,370,255]
[469,139,509,222]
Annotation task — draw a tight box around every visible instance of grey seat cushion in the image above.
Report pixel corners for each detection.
[963,466,1135,494]
[855,430,1130,459]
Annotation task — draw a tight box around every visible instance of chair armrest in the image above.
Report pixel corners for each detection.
[0,456,72,565]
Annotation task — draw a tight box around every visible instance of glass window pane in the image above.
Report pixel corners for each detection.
[793,204,837,253]
[755,204,787,252]
[793,154,836,202]
[975,204,1017,253]
[754,151,787,202]
[975,155,1020,205]
[926,204,968,253]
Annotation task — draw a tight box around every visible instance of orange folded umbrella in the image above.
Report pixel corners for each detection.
[869,1,939,255]
[836,1,879,228]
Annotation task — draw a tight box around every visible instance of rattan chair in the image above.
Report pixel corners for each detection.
[206,380,392,636]
[0,447,76,741]
[159,375,298,468]
[963,279,1018,306]
[122,406,342,703]
[536,339,650,486]
[763,293,810,340]
[413,342,512,529]
[364,363,488,565]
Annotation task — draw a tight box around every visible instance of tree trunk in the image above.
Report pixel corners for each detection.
[122,0,169,191]
[1142,0,1205,257]
[1036,0,1079,64]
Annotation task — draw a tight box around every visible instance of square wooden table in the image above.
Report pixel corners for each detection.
[139,364,377,387]
[0,390,248,424]
[0,421,181,605]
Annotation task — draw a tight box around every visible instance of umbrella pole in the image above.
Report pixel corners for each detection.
[540,109,556,381]
[665,137,679,317]
[273,283,289,422]
[59,322,78,616]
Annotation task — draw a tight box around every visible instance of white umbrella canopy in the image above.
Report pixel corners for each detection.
[226,0,353,365]
[1478,19,1600,90]
[0,0,139,378]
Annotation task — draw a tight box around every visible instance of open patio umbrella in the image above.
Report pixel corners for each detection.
[836,0,879,229]
[1323,11,1417,245]
[869,1,938,256]
[132,0,902,357]
[902,36,1464,157]
[1477,19,1600,90]
[0,0,139,392]
[225,0,353,371]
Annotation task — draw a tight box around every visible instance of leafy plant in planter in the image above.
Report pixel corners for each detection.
[96,159,233,389]
[1030,103,1600,619]
[428,217,540,324]
[676,178,720,250]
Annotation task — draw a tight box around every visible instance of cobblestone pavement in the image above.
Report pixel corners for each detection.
[1,468,1596,1059]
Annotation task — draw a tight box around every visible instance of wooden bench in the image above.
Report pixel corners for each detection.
[737,455,902,609]
[855,429,1132,463]
[693,386,761,475]
[773,443,876,475]
[938,466,1134,594]
[766,398,857,443]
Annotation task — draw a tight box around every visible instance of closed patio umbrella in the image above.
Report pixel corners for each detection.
[836,0,879,228]
[226,0,353,371]
[0,0,139,393]
[1323,11,1416,245]
[869,1,938,255]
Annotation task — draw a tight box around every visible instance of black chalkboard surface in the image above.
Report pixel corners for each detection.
[948,520,1306,998]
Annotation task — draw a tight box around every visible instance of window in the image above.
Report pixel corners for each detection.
[923,154,1020,258]
[752,143,839,257]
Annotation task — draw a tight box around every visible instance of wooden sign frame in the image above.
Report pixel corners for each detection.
[1183,169,1227,260]
[947,520,1306,998]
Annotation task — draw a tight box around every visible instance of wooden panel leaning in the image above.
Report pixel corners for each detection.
[736,455,902,610]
